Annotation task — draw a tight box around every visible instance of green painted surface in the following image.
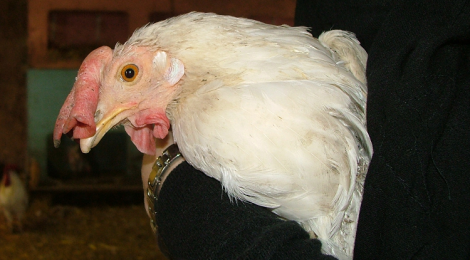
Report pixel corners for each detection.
[27,69,141,181]
[27,69,78,177]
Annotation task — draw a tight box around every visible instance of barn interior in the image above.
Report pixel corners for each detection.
[0,0,295,259]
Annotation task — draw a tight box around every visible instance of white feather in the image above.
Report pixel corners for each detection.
[121,12,372,259]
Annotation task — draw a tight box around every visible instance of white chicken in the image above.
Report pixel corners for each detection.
[0,164,29,232]
[53,12,372,259]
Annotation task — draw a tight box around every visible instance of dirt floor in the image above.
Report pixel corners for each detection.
[0,191,167,260]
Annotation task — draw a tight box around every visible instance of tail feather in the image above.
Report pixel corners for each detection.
[319,30,368,84]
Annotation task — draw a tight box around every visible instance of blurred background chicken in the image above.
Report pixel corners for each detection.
[53,12,372,259]
[0,164,29,233]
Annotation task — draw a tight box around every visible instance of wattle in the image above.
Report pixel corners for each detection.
[125,125,157,155]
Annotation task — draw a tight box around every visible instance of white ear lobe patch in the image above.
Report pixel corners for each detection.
[165,58,184,85]
[153,51,184,86]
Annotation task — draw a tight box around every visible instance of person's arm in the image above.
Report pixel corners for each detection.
[152,160,336,260]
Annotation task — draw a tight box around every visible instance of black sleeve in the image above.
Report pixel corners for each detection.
[156,1,470,259]
[354,0,470,259]
[296,0,470,259]
[294,0,396,52]
[156,162,337,260]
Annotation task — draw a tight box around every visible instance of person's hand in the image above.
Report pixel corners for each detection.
[141,132,184,217]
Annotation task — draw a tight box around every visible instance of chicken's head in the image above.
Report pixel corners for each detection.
[53,45,184,155]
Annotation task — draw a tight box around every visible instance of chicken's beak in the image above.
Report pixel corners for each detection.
[79,106,135,153]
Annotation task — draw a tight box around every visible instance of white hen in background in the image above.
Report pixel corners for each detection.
[53,12,372,259]
[0,164,29,232]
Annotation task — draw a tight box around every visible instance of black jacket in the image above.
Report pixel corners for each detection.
[156,0,470,259]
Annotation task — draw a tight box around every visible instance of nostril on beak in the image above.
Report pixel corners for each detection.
[94,110,102,121]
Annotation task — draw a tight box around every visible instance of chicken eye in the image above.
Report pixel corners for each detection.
[121,64,139,82]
